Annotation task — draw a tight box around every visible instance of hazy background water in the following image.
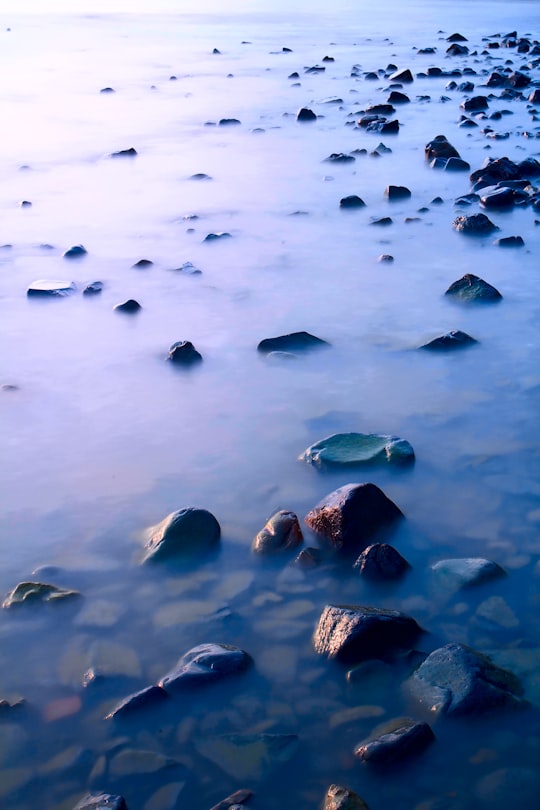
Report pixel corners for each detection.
[0,1,539,808]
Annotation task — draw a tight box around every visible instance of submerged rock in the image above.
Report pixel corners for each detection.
[313,604,422,663]
[72,794,127,810]
[305,483,404,554]
[105,685,169,720]
[420,330,478,351]
[300,433,414,468]
[2,581,80,608]
[143,508,221,562]
[204,232,232,241]
[325,153,355,164]
[407,643,525,716]
[159,643,252,690]
[431,558,506,589]
[195,733,298,780]
[453,214,498,234]
[324,784,370,810]
[252,510,303,554]
[354,717,435,764]
[257,331,329,354]
[27,280,76,297]
[353,543,410,580]
[444,274,502,303]
[167,340,202,365]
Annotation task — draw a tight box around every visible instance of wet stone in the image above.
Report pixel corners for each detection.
[158,643,252,690]
[354,717,435,764]
[83,281,103,295]
[475,596,519,629]
[340,195,366,209]
[257,331,329,354]
[420,330,478,351]
[452,214,498,234]
[72,793,127,810]
[370,216,393,226]
[297,107,317,121]
[324,153,355,163]
[105,685,169,720]
[444,157,470,171]
[204,232,232,241]
[447,43,469,55]
[494,235,525,247]
[425,135,460,161]
[252,510,303,554]
[387,90,410,103]
[431,558,506,589]
[63,244,87,258]
[218,118,241,126]
[353,543,411,581]
[132,258,153,268]
[300,433,414,468]
[114,299,141,313]
[324,784,370,810]
[110,147,137,157]
[388,68,413,83]
[2,581,80,608]
[445,273,502,302]
[195,733,299,781]
[210,789,254,810]
[378,254,394,262]
[143,507,220,562]
[461,95,489,111]
[480,187,516,208]
[313,604,422,663]
[385,185,411,200]
[167,340,202,365]
[27,279,76,297]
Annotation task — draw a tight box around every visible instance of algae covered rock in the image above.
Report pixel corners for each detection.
[300,433,414,468]
[143,508,220,562]
[2,581,80,608]
[252,510,303,554]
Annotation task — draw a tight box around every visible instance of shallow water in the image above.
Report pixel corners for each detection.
[1,2,540,808]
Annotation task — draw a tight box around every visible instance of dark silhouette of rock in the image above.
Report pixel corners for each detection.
[461,96,489,111]
[297,107,317,121]
[252,510,303,554]
[168,340,202,364]
[105,685,169,720]
[447,43,469,55]
[324,153,355,163]
[494,235,525,247]
[158,643,252,690]
[420,330,478,351]
[132,258,153,268]
[425,135,460,161]
[353,543,411,580]
[388,68,413,83]
[444,157,470,171]
[324,784,370,810]
[27,280,76,297]
[204,232,231,241]
[387,91,410,103]
[110,148,137,158]
[445,273,502,302]
[63,244,87,259]
[143,508,220,562]
[340,195,366,209]
[370,217,393,226]
[447,33,468,42]
[480,187,516,208]
[257,331,329,354]
[385,185,411,200]
[453,213,498,234]
[354,718,435,764]
[218,118,241,126]
[114,299,141,313]
[83,281,103,295]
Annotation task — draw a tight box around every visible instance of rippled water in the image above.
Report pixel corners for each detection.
[1,2,539,808]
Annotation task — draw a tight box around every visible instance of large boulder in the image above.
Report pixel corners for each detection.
[407,643,525,716]
[143,508,220,562]
[354,717,435,764]
[252,510,303,554]
[304,483,404,554]
[470,157,522,190]
[300,433,415,468]
[324,784,370,810]
[444,274,502,303]
[158,643,252,690]
[313,604,422,663]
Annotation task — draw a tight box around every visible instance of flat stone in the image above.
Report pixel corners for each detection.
[354,543,411,580]
[300,433,414,468]
[420,330,478,351]
[453,214,498,234]
[143,508,220,562]
[324,784,370,810]
[158,642,252,690]
[27,279,76,297]
[72,793,127,810]
[252,510,303,554]
[167,341,202,365]
[305,483,404,554]
[354,717,435,764]
[445,274,502,303]
[313,604,422,663]
[407,643,525,716]
[195,733,298,780]
[431,558,506,589]
[2,581,80,608]
[105,685,169,720]
[257,331,329,354]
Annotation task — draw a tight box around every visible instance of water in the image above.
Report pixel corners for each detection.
[1,1,539,808]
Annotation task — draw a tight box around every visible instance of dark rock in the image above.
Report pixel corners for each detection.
[458,81,475,92]
[407,643,525,716]
[455,193,479,206]
[288,71,300,79]
[452,213,498,234]
[458,118,478,128]
[0,697,26,712]
[324,784,370,810]
[480,187,516,208]
[431,558,506,589]
[494,235,525,247]
[83,281,103,295]
[143,507,220,562]
[257,331,329,354]
[300,433,414,467]
[517,156,540,177]
[368,119,400,134]
[354,717,435,764]
[105,686,169,719]
[470,156,521,189]
[461,96,489,111]
[19,199,32,207]
[218,118,241,126]
[168,340,202,364]
[507,71,531,88]
[2,581,80,608]
[447,44,469,56]
[385,185,411,200]
[340,195,366,209]
[212,48,221,54]
[295,546,323,568]
[100,87,115,93]
[447,33,468,42]
[72,794,127,810]
[110,148,137,158]
[204,232,232,241]
[378,254,394,263]
[63,244,87,259]
[113,299,141,313]
[387,91,410,103]
[365,103,395,115]
[388,68,414,83]
[158,643,252,690]
[420,330,478,351]
[324,153,355,164]
[305,483,404,554]
[252,510,303,554]
[27,279,76,297]
[353,544,410,580]
[486,71,506,87]
[370,217,393,226]
[297,107,317,122]
[445,273,502,302]
[425,135,460,161]
[529,88,540,103]
[305,65,325,74]
[444,157,470,171]
[190,173,212,180]
[209,789,254,810]
[313,604,422,663]
[170,261,202,275]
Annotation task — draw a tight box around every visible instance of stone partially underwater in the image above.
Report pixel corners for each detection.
[300,433,415,468]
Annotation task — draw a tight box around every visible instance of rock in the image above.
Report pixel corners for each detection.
[368,119,400,134]
[300,433,414,468]
[425,135,460,161]
[420,330,478,351]
[313,604,422,663]
[476,596,519,629]
[305,483,404,554]
[143,508,220,562]
[445,274,502,303]
[444,157,470,172]
[159,643,252,691]
[218,118,241,126]
[407,643,525,716]
[295,546,323,568]
[190,173,212,180]
[385,185,411,200]
[378,254,394,263]
[353,543,410,580]
[257,331,329,354]
[370,216,393,226]
[324,784,370,810]
[388,68,413,83]
[296,107,317,121]
[83,281,103,295]
[0,698,26,713]
[209,789,254,810]
[252,510,303,554]
[480,187,516,208]
[19,199,32,207]
[387,91,410,103]
[100,87,115,93]
[470,157,522,190]
[452,214,498,234]
[72,794,127,810]
[461,96,489,111]
[447,32,467,41]
[63,244,87,259]
[354,717,435,764]
[195,733,298,780]
[204,232,231,241]
[167,341,202,365]
[324,153,355,163]
[114,299,141,313]
[431,558,506,589]
[105,686,169,720]
[27,279,76,297]
[2,581,80,608]
[447,43,469,55]
[171,262,202,274]
[529,89,540,103]
[494,235,525,247]
[132,258,153,268]
[340,195,366,209]
[110,148,137,158]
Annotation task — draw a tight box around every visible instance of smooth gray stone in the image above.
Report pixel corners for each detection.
[143,508,220,562]
[252,510,303,554]
[72,793,127,810]
[2,581,80,608]
[407,643,525,716]
[159,643,252,690]
[354,717,435,764]
[313,604,422,663]
[431,558,506,589]
[300,433,414,468]
[27,279,76,297]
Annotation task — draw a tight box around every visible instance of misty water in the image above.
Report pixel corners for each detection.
[0,1,539,808]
